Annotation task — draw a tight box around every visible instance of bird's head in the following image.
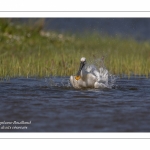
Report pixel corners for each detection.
[75,57,86,80]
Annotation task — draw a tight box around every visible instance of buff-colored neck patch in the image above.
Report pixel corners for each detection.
[75,76,81,80]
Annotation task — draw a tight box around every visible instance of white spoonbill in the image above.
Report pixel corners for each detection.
[70,57,108,89]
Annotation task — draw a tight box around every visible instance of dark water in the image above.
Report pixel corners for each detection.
[0,76,150,132]
[45,18,150,41]
[13,18,150,41]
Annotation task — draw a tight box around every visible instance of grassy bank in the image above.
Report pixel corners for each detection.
[0,19,150,78]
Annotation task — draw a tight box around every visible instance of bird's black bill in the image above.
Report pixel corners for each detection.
[76,61,85,76]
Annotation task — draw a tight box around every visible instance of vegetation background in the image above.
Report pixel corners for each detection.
[0,18,150,78]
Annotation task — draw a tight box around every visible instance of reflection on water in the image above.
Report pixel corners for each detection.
[0,76,150,132]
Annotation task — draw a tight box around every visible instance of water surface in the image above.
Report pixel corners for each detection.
[0,76,150,132]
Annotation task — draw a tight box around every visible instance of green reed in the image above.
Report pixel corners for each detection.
[0,19,150,78]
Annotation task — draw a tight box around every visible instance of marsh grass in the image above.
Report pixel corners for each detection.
[0,18,150,78]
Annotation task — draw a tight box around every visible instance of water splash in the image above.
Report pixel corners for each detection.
[46,57,117,89]
[45,76,71,88]
[84,57,117,89]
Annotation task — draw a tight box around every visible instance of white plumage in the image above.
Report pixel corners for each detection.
[70,57,108,89]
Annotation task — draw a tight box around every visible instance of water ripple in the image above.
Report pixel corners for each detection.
[0,76,150,132]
